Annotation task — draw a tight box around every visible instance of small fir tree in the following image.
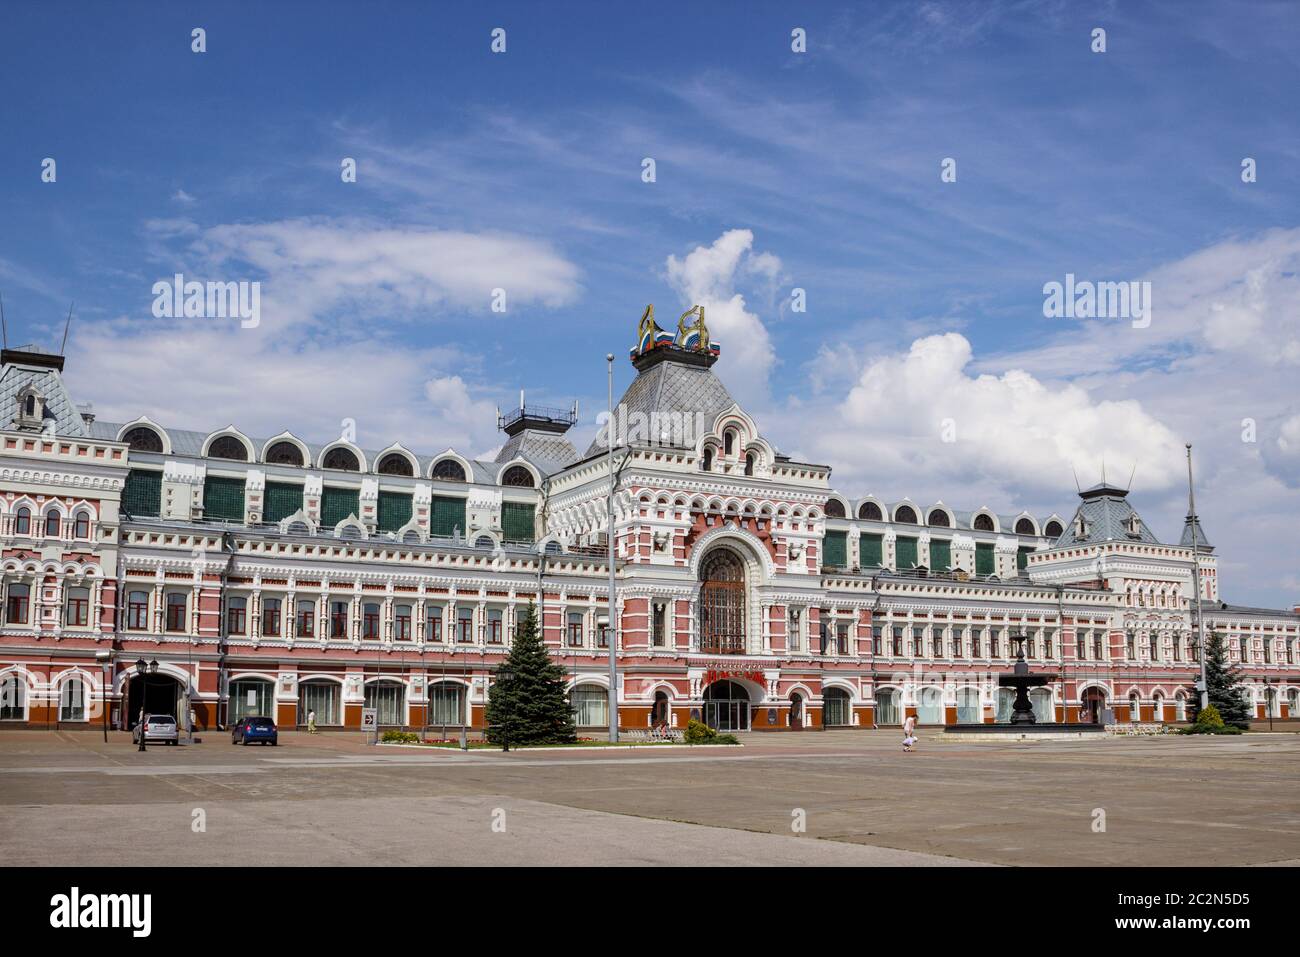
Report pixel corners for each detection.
[485,604,577,746]
[1187,631,1252,730]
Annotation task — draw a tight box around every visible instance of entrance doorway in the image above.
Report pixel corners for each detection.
[1081,687,1106,724]
[651,691,669,728]
[702,679,750,731]
[789,692,803,730]
[126,672,183,730]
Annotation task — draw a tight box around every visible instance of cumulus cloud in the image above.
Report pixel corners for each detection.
[665,229,778,402]
[67,218,581,458]
[1260,410,1300,490]
[810,332,1183,500]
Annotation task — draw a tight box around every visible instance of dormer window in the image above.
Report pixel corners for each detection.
[15,386,46,431]
[1125,513,1142,537]
[1075,515,1089,538]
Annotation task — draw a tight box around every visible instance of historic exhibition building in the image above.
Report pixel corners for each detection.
[1,304,1297,734]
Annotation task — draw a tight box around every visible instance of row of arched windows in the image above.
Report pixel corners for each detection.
[123,426,537,489]
[827,499,1063,538]
[8,506,92,540]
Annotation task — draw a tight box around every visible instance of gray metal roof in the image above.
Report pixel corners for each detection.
[0,360,89,437]
[496,428,578,476]
[1179,510,1213,552]
[585,354,737,457]
[1053,483,1160,547]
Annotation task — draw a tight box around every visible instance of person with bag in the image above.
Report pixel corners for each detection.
[902,712,918,752]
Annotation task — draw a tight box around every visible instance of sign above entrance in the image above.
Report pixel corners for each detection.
[704,668,765,687]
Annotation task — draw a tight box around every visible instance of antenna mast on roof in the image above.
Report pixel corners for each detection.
[1125,463,1136,492]
[60,302,74,355]
[1101,457,1107,486]
[1071,466,1081,494]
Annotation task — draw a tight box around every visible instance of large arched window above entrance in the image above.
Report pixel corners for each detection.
[377,452,414,477]
[858,501,882,521]
[699,548,746,656]
[973,512,995,532]
[207,435,249,462]
[264,441,304,467]
[824,499,846,519]
[1015,517,1037,535]
[895,505,918,524]
[927,508,950,527]
[501,465,535,488]
[431,458,467,482]
[1044,519,1064,538]
[322,447,360,472]
[123,426,164,453]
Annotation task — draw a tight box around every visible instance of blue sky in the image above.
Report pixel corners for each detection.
[2,1,1299,605]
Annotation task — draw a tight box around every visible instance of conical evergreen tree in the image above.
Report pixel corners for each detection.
[1188,631,1252,730]
[485,604,577,746]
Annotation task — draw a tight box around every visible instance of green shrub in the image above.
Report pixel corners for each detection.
[684,718,717,743]
[380,730,420,744]
[1182,705,1243,735]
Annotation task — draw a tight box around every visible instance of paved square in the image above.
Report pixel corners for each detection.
[2,730,1297,866]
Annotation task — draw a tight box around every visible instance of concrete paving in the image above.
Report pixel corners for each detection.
[1,729,1297,866]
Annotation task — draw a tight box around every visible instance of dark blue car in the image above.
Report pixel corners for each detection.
[232,715,278,746]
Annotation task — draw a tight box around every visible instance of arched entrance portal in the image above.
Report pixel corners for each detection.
[125,672,184,729]
[1080,687,1106,724]
[789,692,804,730]
[702,679,750,731]
[699,548,746,654]
[651,690,670,728]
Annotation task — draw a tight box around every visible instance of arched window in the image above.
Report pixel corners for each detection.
[207,435,249,461]
[501,465,534,488]
[13,507,31,536]
[24,394,36,417]
[1,672,26,720]
[1044,520,1063,538]
[825,499,845,519]
[894,505,917,524]
[973,513,995,532]
[431,458,466,482]
[927,509,950,527]
[744,452,754,476]
[377,453,414,476]
[264,441,304,467]
[44,511,62,537]
[1015,517,1036,535]
[858,502,882,521]
[59,677,86,722]
[73,511,90,539]
[322,447,360,471]
[823,687,852,727]
[122,427,164,453]
[701,448,713,471]
[699,549,746,655]
[724,431,735,456]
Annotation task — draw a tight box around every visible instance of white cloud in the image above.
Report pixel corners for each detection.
[805,332,1183,501]
[665,229,778,403]
[171,189,196,205]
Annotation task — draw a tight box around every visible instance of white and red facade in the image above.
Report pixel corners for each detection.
[1,333,1297,734]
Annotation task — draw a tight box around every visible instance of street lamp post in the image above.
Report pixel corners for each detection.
[497,664,514,752]
[1186,444,1209,713]
[605,353,618,744]
[134,658,158,752]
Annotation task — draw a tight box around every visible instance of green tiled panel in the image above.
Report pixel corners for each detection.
[976,542,996,575]
[430,496,467,538]
[1017,546,1034,571]
[930,538,951,571]
[263,482,303,523]
[896,536,918,570]
[859,533,883,567]
[823,530,847,568]
[122,470,162,517]
[321,487,360,527]
[502,502,535,543]
[203,476,246,522]
[378,491,413,532]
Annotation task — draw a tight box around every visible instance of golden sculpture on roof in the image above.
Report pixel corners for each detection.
[675,305,709,351]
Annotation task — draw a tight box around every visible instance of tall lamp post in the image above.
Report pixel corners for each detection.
[605,352,618,744]
[134,658,158,752]
[95,649,112,744]
[1186,444,1209,712]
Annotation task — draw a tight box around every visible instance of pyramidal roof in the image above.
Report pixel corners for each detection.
[1053,482,1161,547]
[0,348,89,437]
[1179,510,1214,552]
[584,347,737,457]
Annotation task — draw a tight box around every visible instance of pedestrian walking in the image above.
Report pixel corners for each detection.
[902,712,918,752]
[307,708,317,734]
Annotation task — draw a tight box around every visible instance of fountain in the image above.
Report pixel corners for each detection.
[944,632,1106,739]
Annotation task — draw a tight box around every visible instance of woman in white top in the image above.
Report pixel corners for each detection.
[902,713,917,752]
